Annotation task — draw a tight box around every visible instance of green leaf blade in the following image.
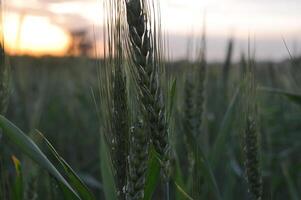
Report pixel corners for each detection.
[11,156,23,200]
[37,131,95,200]
[0,115,80,199]
[144,148,161,200]
[260,87,301,106]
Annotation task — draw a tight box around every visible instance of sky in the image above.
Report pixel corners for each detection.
[2,0,301,60]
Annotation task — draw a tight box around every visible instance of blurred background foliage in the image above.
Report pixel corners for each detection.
[0,52,300,199]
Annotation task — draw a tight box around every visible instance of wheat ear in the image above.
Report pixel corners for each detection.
[243,61,262,200]
[124,0,169,176]
[0,41,9,115]
[111,62,130,199]
[126,121,149,200]
[244,116,262,200]
[104,1,130,198]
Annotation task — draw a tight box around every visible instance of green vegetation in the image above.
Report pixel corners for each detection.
[0,0,301,199]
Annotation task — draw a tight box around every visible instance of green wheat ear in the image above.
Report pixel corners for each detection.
[0,0,9,115]
[124,0,169,177]
[244,115,262,200]
[182,30,207,198]
[195,33,207,139]
[243,59,263,200]
[183,78,195,138]
[126,120,149,200]
[0,42,10,115]
[102,1,130,199]
[112,58,130,200]
[222,37,234,89]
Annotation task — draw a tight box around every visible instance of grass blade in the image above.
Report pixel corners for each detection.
[281,163,300,200]
[144,148,161,200]
[37,130,95,200]
[193,151,221,200]
[11,156,23,200]
[174,181,194,200]
[173,155,185,200]
[260,87,301,106]
[167,78,177,123]
[185,127,221,200]
[0,115,80,199]
[211,86,241,165]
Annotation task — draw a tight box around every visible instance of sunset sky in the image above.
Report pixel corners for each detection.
[2,0,301,60]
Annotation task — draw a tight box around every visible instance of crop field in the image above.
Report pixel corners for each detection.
[0,0,301,200]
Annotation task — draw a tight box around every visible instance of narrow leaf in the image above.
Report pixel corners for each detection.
[0,115,80,199]
[211,86,241,165]
[174,181,194,200]
[11,156,23,200]
[167,78,177,123]
[185,128,222,200]
[144,148,161,200]
[281,163,300,200]
[37,130,95,200]
[260,87,301,106]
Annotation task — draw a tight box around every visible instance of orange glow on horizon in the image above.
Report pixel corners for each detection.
[3,12,71,56]
[2,0,300,59]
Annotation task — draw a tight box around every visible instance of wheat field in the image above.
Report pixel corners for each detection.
[0,0,300,200]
